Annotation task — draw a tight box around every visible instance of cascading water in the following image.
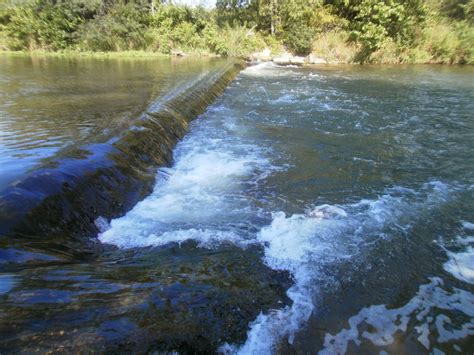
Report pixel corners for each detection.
[0,57,243,266]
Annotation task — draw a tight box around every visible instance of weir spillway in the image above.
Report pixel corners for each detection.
[0,60,244,268]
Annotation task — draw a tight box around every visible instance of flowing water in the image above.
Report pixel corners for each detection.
[0,55,241,264]
[0,55,228,190]
[1,59,473,353]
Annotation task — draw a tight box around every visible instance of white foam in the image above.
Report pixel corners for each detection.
[223,184,453,354]
[320,278,474,354]
[94,216,110,233]
[352,157,377,165]
[99,142,268,248]
[241,62,277,76]
[456,236,474,245]
[444,247,474,285]
[96,70,459,353]
[99,97,277,250]
[0,274,17,295]
[107,228,249,249]
[462,221,474,231]
[270,94,296,104]
[441,221,474,285]
[241,62,298,78]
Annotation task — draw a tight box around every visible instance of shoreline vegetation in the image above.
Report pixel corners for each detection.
[0,1,472,65]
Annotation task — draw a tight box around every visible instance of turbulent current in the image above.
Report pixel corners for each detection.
[100,63,474,353]
[1,60,473,353]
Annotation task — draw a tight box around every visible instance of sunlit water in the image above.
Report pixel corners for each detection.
[1,61,473,353]
[0,55,226,190]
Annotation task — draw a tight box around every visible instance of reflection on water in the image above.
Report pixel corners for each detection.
[0,55,226,189]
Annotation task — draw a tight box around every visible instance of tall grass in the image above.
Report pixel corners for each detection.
[311,30,359,63]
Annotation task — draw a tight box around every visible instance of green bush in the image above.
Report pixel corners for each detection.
[202,24,229,56]
[1,5,39,50]
[457,21,474,63]
[417,18,474,63]
[312,30,359,63]
[77,2,149,51]
[283,23,315,55]
[1,1,101,50]
[352,1,415,49]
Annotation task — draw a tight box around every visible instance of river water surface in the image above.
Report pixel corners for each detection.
[0,55,227,189]
[1,59,473,353]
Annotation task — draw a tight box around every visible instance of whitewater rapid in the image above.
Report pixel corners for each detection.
[98,63,474,353]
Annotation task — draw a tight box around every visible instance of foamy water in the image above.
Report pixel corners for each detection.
[442,221,474,285]
[99,113,271,249]
[223,182,457,354]
[99,63,474,353]
[320,277,474,353]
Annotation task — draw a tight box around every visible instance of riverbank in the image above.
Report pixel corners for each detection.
[1,1,472,65]
[2,47,472,66]
[0,49,208,59]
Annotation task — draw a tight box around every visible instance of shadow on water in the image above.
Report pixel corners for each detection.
[0,241,290,353]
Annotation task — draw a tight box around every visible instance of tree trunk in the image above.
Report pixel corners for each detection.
[270,0,278,35]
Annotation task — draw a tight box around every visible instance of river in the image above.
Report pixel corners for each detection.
[0,57,473,353]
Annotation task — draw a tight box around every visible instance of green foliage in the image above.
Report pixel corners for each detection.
[1,5,39,50]
[351,1,406,51]
[1,1,90,50]
[0,0,471,63]
[348,0,427,62]
[0,0,93,50]
[282,23,314,55]
[437,0,474,20]
[202,23,265,57]
[146,4,211,53]
[202,24,229,55]
[77,2,150,51]
[416,18,474,63]
[278,0,319,55]
[215,0,259,28]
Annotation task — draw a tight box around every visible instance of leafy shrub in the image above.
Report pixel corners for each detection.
[39,2,95,49]
[1,1,102,50]
[457,21,474,63]
[77,2,149,51]
[221,25,266,57]
[348,0,427,62]
[283,23,315,55]
[1,5,39,50]
[417,18,474,64]
[202,24,229,56]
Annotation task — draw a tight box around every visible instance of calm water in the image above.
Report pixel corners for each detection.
[1,61,474,353]
[0,55,226,190]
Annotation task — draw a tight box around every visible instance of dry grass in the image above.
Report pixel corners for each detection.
[311,30,359,63]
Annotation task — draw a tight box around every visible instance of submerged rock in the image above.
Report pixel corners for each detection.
[0,242,291,353]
